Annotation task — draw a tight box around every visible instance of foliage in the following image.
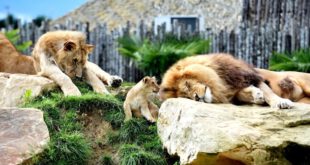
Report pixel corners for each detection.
[23,89,32,104]
[269,48,310,72]
[100,154,114,165]
[4,29,32,52]
[0,14,18,29]
[107,118,167,164]
[119,144,167,165]
[32,15,50,27]
[36,131,92,165]
[118,34,210,78]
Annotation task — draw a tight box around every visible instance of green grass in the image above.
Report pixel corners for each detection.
[100,154,114,165]
[107,118,166,164]
[22,81,172,164]
[119,144,167,165]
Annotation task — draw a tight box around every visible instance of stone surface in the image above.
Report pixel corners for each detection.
[157,98,310,165]
[0,108,50,165]
[0,73,57,107]
[53,0,242,32]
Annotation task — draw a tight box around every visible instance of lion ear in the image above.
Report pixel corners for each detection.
[185,81,191,90]
[64,41,77,51]
[85,44,94,53]
[143,77,150,83]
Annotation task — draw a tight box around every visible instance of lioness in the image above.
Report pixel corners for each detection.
[31,30,122,96]
[0,33,36,74]
[123,76,160,122]
[160,53,293,109]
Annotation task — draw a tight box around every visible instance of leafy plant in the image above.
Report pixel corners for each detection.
[23,89,32,104]
[269,48,310,72]
[118,34,210,78]
[4,29,32,52]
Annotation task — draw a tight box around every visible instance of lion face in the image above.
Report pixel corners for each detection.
[177,79,212,103]
[142,76,160,93]
[58,41,94,78]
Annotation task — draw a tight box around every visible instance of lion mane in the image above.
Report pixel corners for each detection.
[160,53,263,103]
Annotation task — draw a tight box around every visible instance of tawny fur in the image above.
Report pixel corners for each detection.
[257,68,310,103]
[160,53,262,103]
[123,76,160,123]
[0,33,36,74]
[160,53,294,109]
[31,30,122,96]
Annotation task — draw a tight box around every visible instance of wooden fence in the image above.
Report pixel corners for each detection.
[5,0,310,82]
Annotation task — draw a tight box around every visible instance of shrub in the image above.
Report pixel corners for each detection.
[118,34,210,78]
[269,48,310,72]
[4,29,32,52]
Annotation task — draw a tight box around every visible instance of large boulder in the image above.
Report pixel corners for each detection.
[157,98,310,165]
[0,73,57,107]
[0,107,50,164]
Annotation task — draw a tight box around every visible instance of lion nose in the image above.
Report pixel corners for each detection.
[194,93,200,101]
[194,94,204,102]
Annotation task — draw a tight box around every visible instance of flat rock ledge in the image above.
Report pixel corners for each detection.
[157,98,310,165]
[0,73,57,107]
[0,107,50,165]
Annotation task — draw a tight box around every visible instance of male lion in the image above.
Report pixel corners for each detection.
[123,76,160,122]
[31,31,122,96]
[257,68,310,104]
[160,53,293,109]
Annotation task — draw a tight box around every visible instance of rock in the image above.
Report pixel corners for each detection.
[157,98,310,165]
[0,107,50,165]
[0,73,57,107]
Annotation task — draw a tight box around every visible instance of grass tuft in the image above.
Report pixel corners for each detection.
[119,144,167,165]
[36,131,91,165]
[119,144,166,165]
[100,154,114,165]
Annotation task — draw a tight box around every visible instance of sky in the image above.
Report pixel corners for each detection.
[0,0,87,22]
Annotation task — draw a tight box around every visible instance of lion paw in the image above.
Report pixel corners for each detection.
[93,86,110,94]
[64,87,81,96]
[271,98,294,109]
[109,75,123,88]
[148,118,157,123]
[252,87,265,104]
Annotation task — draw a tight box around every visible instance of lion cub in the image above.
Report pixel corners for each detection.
[123,76,160,122]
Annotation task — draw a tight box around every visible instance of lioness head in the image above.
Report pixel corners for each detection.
[58,41,94,78]
[177,79,212,103]
[142,76,160,93]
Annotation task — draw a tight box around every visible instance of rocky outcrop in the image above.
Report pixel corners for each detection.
[157,98,310,165]
[0,73,57,107]
[53,0,242,32]
[0,108,50,165]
